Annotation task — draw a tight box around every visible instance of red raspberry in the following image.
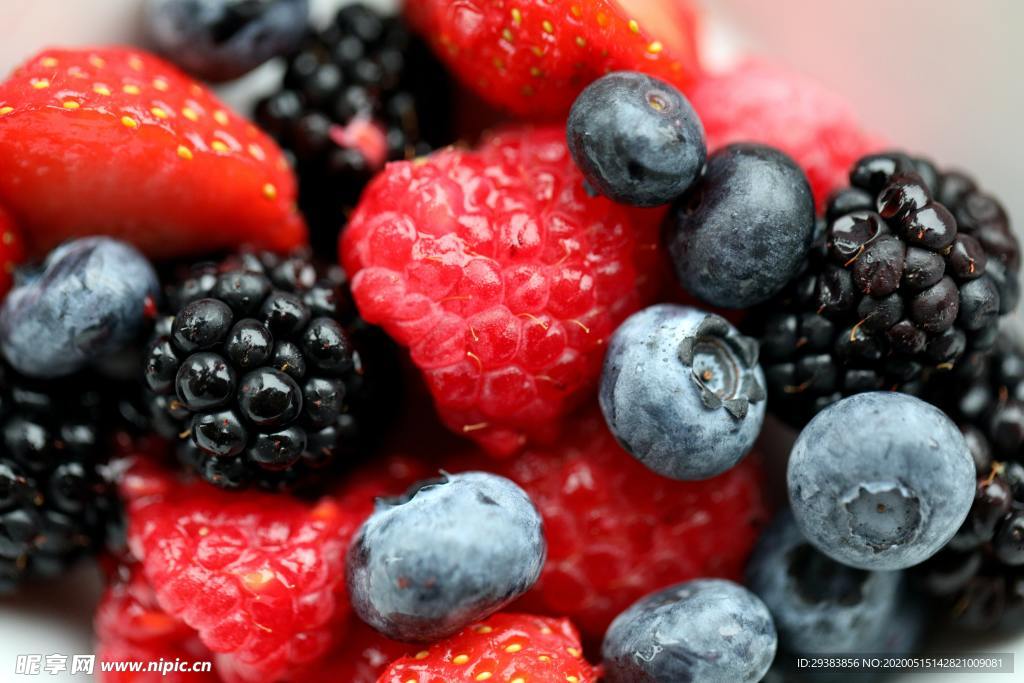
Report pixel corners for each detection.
[340,126,664,456]
[451,409,767,640]
[689,61,884,207]
[405,0,701,118]
[120,460,360,683]
[96,562,216,683]
[378,612,599,683]
[303,618,409,683]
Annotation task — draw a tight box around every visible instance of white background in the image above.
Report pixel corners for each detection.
[1,0,1023,680]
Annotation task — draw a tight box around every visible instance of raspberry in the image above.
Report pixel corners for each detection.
[340,126,663,456]
[96,562,216,683]
[378,612,598,683]
[305,617,409,683]
[120,459,360,682]
[689,61,883,206]
[448,409,768,640]
[405,0,701,118]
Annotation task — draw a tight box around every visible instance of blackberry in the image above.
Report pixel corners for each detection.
[751,152,1020,426]
[0,365,119,593]
[254,3,452,256]
[917,334,1024,630]
[143,249,395,491]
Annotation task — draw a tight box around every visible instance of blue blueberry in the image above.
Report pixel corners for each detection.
[746,511,903,656]
[567,71,706,207]
[664,143,816,308]
[144,0,309,82]
[346,471,545,642]
[602,578,777,683]
[787,392,975,570]
[0,237,159,378]
[600,304,766,480]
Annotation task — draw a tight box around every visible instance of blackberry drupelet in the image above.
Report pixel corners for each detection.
[918,334,1024,630]
[0,365,119,592]
[752,152,1020,426]
[254,3,452,255]
[143,250,393,491]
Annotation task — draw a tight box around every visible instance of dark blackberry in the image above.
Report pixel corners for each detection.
[254,3,452,256]
[750,152,1020,426]
[0,365,120,593]
[917,334,1024,630]
[143,249,396,491]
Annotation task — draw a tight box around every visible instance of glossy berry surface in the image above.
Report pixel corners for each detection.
[144,250,391,491]
[144,0,309,82]
[347,472,545,642]
[0,237,158,379]
[255,3,452,255]
[448,409,767,640]
[788,392,975,570]
[0,364,119,593]
[753,152,1020,426]
[341,126,663,456]
[379,612,598,683]
[602,578,777,683]
[746,511,905,657]
[919,335,1024,629]
[665,143,816,308]
[567,71,706,207]
[600,304,766,479]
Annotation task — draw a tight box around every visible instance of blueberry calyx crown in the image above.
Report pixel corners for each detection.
[678,315,765,419]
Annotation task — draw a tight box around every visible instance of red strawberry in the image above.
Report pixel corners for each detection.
[96,562,217,683]
[120,459,358,683]
[689,61,884,207]
[0,203,25,299]
[340,126,664,456]
[405,0,702,117]
[0,47,305,260]
[448,409,767,640]
[378,612,599,683]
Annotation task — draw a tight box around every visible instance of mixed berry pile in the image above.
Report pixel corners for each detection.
[0,1,1018,682]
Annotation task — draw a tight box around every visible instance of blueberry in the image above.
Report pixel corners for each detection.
[0,237,159,378]
[600,304,766,480]
[144,0,309,82]
[787,392,975,570]
[346,472,545,642]
[602,579,776,683]
[566,71,706,207]
[665,143,816,308]
[746,511,903,656]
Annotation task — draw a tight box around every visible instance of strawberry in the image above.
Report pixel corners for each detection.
[447,408,768,640]
[0,203,25,299]
[340,125,664,456]
[405,0,702,117]
[0,47,305,260]
[378,612,599,683]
